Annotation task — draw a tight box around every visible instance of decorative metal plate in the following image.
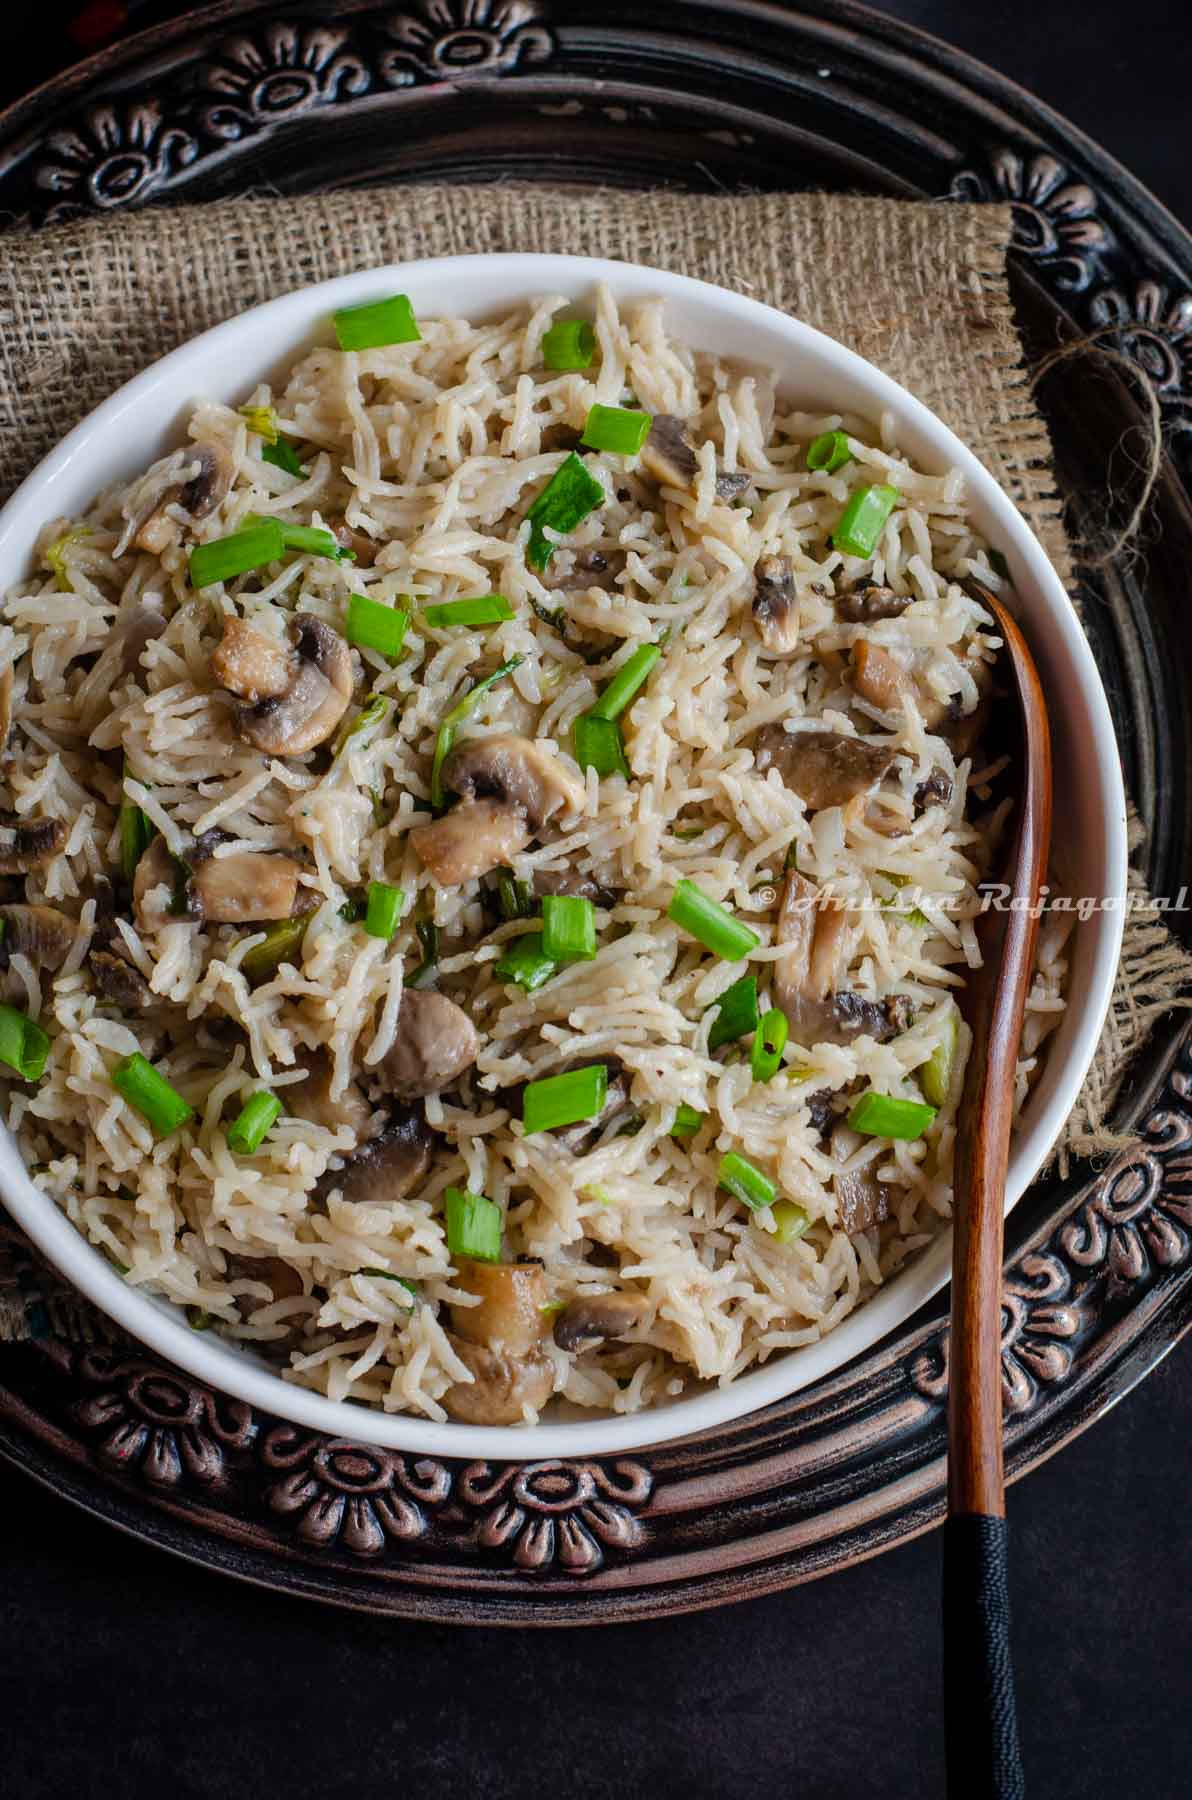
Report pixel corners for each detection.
[1,0,1190,1623]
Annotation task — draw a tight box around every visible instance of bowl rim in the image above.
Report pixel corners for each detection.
[0,250,1128,1460]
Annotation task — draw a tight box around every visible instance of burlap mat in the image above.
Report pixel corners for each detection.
[0,186,1187,1343]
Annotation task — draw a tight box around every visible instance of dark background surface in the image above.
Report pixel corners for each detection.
[0,3,1188,1796]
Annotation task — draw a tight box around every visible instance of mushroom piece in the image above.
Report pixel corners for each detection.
[914,769,954,814]
[0,904,83,998]
[0,812,66,876]
[774,871,910,1047]
[0,666,12,753]
[441,733,585,833]
[374,988,479,1101]
[412,798,532,889]
[833,1166,895,1237]
[442,1336,555,1425]
[188,849,302,925]
[852,639,994,753]
[326,1106,436,1205]
[325,516,378,568]
[850,640,906,714]
[90,948,154,1011]
[120,443,234,557]
[532,867,618,905]
[832,989,915,1042]
[537,545,626,594]
[223,1252,306,1301]
[231,617,353,756]
[754,724,895,811]
[287,1047,373,1140]
[451,1259,548,1356]
[132,837,181,934]
[639,413,748,501]
[210,616,294,704]
[752,555,800,654]
[553,1289,649,1353]
[836,582,912,624]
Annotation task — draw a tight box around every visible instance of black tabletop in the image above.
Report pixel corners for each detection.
[1,4,1189,1797]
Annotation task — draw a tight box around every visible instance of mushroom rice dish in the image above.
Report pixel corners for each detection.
[0,285,1070,1424]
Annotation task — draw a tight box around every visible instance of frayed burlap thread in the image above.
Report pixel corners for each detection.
[0,185,1187,1340]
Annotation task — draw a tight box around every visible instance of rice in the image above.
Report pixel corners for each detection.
[0,284,1069,1425]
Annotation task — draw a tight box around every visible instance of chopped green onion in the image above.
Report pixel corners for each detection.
[672,824,704,842]
[239,915,310,984]
[541,894,596,963]
[751,1008,789,1082]
[346,594,409,660]
[44,525,90,592]
[497,872,534,920]
[445,1188,503,1263]
[718,1151,776,1213]
[989,549,1011,581]
[494,930,557,993]
[112,1052,194,1138]
[0,1003,50,1082]
[226,1090,282,1155]
[806,429,853,473]
[580,404,653,457]
[364,881,404,940]
[430,656,524,809]
[670,1102,705,1139]
[771,1199,811,1244]
[847,1090,938,1140]
[833,484,900,559]
[591,644,661,722]
[360,1269,418,1302]
[667,878,760,961]
[333,294,421,352]
[118,800,154,882]
[408,919,440,990]
[189,521,284,589]
[573,712,630,779]
[238,403,280,444]
[187,1307,213,1331]
[525,452,605,571]
[708,973,758,1051]
[523,1064,608,1134]
[919,1004,960,1109]
[333,692,389,759]
[542,319,596,371]
[243,514,351,563]
[422,594,515,629]
[261,437,304,477]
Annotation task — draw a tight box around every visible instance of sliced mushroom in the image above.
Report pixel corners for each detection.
[0,666,12,753]
[132,837,180,934]
[539,422,585,456]
[752,556,800,654]
[773,872,908,1047]
[232,617,353,756]
[0,812,66,876]
[325,515,378,568]
[754,725,895,811]
[211,616,294,704]
[442,1335,555,1425]
[223,1252,306,1300]
[532,867,618,905]
[832,990,915,1043]
[914,769,954,813]
[327,1106,436,1205]
[441,733,585,833]
[538,545,626,593]
[120,443,234,557]
[639,413,748,501]
[0,905,83,1000]
[805,1089,837,1140]
[834,1167,895,1237]
[850,640,906,713]
[852,639,994,752]
[287,1047,372,1139]
[553,1289,649,1353]
[451,1259,547,1356]
[374,988,479,1101]
[836,583,912,624]
[188,850,302,925]
[90,948,154,1011]
[412,798,532,889]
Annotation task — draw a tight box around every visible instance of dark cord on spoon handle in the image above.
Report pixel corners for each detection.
[944,1514,1025,1799]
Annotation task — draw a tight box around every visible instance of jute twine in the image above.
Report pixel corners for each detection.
[0,185,1187,1341]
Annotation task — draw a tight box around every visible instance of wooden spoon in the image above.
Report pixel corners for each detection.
[944,583,1052,1800]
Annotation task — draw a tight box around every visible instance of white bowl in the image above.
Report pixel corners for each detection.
[0,253,1127,1459]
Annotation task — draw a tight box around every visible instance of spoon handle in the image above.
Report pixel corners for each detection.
[944,1514,1024,1798]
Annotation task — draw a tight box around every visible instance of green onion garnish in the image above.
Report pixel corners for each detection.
[707,973,758,1052]
[497,872,534,920]
[422,594,515,629]
[347,594,409,660]
[187,1307,213,1331]
[445,1187,503,1263]
[189,521,284,589]
[226,1090,282,1155]
[118,799,154,882]
[847,1090,938,1140]
[333,294,421,352]
[542,319,596,371]
[0,1003,50,1082]
[919,1004,959,1109]
[261,438,304,477]
[541,894,596,964]
[591,644,661,722]
[430,656,523,809]
[522,1064,608,1135]
[750,1007,789,1082]
[364,880,404,941]
[243,515,351,563]
[806,429,853,473]
[670,1102,705,1139]
[238,404,280,443]
[239,915,310,985]
[408,918,440,990]
[771,1199,811,1244]
[360,1269,418,1302]
[572,712,630,779]
[667,878,760,961]
[333,692,389,759]
[718,1151,776,1213]
[112,1052,194,1138]
[833,484,900,559]
[580,404,653,457]
[525,452,605,571]
[493,930,557,992]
